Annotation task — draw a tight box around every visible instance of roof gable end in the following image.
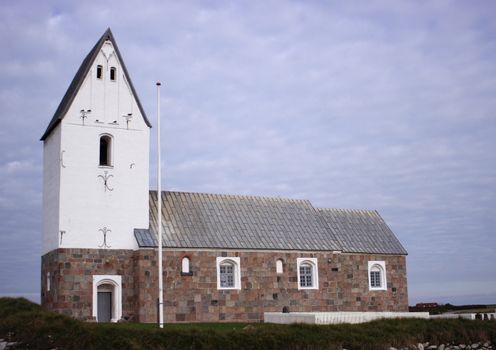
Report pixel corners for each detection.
[40,28,151,141]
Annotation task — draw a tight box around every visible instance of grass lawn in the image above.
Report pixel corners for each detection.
[1,298,495,350]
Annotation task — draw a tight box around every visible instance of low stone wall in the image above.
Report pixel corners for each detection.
[430,313,496,321]
[264,311,429,324]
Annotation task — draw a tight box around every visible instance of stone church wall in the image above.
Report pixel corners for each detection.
[42,248,407,323]
[41,248,136,321]
[140,249,408,323]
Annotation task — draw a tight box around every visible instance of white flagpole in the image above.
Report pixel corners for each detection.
[156,81,164,328]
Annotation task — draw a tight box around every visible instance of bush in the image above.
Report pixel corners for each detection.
[1,298,495,350]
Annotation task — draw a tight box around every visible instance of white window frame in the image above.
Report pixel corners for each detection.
[92,275,122,322]
[368,261,387,291]
[297,257,319,290]
[276,259,284,274]
[216,257,241,290]
[182,256,190,274]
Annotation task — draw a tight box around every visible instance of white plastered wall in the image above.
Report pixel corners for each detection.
[42,40,150,253]
[42,125,62,253]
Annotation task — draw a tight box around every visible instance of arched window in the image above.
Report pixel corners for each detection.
[110,67,116,81]
[276,259,284,274]
[181,257,190,274]
[369,266,382,288]
[216,257,241,290]
[368,261,387,291]
[96,65,103,79]
[99,135,112,166]
[297,258,319,290]
[299,263,313,287]
[220,262,234,287]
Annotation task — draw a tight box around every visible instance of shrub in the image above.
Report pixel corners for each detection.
[1,298,495,350]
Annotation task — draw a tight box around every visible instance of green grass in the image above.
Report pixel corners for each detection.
[1,298,495,350]
[107,321,251,332]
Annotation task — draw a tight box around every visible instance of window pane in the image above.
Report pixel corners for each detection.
[370,271,381,288]
[299,265,313,287]
[220,264,234,287]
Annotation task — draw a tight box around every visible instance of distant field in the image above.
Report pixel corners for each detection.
[1,298,495,350]
[453,306,496,314]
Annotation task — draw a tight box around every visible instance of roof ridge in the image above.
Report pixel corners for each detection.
[317,207,378,214]
[149,189,312,204]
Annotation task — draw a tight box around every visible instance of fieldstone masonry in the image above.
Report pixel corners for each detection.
[42,248,408,323]
[41,248,135,320]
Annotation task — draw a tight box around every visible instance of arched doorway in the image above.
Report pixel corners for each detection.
[92,275,122,322]
[97,283,114,322]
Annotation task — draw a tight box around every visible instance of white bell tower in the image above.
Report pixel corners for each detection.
[41,28,150,254]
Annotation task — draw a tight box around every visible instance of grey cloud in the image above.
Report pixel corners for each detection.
[0,1,495,304]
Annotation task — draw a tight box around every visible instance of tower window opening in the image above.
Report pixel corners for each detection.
[99,135,112,166]
[110,67,116,81]
[97,65,103,79]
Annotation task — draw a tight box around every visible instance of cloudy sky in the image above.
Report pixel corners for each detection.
[1,1,495,305]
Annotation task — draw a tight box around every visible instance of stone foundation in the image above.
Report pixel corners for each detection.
[41,248,408,322]
[41,248,136,320]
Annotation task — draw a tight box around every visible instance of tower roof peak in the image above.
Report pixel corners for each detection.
[41,28,151,141]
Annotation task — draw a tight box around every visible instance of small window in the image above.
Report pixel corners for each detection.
[216,257,241,290]
[297,258,319,290]
[181,257,190,274]
[99,135,112,166]
[276,259,284,274]
[220,263,234,287]
[368,261,387,291]
[110,67,116,81]
[47,272,51,292]
[370,269,381,288]
[97,65,103,79]
[299,263,313,287]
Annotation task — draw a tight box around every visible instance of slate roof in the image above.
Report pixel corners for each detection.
[41,28,151,141]
[317,208,408,255]
[134,191,407,255]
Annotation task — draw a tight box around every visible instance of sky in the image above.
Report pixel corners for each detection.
[0,1,495,306]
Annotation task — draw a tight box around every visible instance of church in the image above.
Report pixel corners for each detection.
[41,29,408,323]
